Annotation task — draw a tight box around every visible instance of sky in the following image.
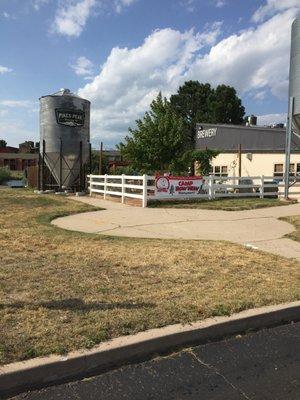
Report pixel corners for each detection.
[0,0,299,148]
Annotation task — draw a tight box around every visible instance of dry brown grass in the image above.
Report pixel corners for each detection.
[0,189,299,365]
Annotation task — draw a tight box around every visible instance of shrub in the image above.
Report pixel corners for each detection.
[0,167,11,184]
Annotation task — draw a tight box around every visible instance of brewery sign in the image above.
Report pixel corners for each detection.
[155,176,205,197]
[197,127,217,139]
[55,109,85,127]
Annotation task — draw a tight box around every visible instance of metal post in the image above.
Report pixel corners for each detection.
[59,139,63,191]
[284,97,294,199]
[38,152,41,190]
[42,140,45,191]
[89,143,92,174]
[89,175,92,196]
[99,141,103,175]
[79,141,83,192]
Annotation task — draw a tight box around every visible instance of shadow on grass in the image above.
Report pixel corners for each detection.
[0,298,154,311]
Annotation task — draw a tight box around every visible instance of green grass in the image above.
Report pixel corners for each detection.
[0,188,299,365]
[148,197,295,211]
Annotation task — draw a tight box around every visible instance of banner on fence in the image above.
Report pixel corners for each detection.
[155,176,205,197]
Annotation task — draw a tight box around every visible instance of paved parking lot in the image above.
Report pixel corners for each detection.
[12,322,300,400]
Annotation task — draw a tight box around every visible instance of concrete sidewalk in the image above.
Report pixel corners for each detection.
[52,197,300,260]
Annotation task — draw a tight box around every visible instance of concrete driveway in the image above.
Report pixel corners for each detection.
[52,197,300,260]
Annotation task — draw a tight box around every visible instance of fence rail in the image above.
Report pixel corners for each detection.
[87,174,300,207]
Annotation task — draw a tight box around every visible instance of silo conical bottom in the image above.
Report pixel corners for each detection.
[44,152,88,188]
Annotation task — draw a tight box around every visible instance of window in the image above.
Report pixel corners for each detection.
[214,166,220,176]
[274,164,283,178]
[213,165,228,177]
[274,163,298,180]
[221,166,228,177]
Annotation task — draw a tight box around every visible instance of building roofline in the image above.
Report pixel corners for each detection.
[214,150,300,154]
[196,123,286,132]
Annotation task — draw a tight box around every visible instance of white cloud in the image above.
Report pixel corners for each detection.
[71,56,94,76]
[2,11,17,20]
[0,65,12,74]
[181,0,226,12]
[78,24,222,144]
[52,0,138,37]
[214,0,226,8]
[180,0,196,13]
[52,0,97,37]
[32,0,49,11]
[0,110,8,117]
[257,113,287,126]
[0,121,37,147]
[252,0,300,23]
[114,0,137,13]
[253,90,268,100]
[0,100,32,108]
[78,3,299,146]
[187,9,296,100]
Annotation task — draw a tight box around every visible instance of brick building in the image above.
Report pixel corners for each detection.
[0,142,38,171]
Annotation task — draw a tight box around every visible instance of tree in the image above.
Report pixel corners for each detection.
[118,93,185,173]
[208,85,245,124]
[90,150,109,174]
[0,139,7,148]
[170,81,213,149]
[170,149,219,175]
[170,81,245,148]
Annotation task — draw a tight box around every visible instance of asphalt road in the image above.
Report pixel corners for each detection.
[11,322,300,400]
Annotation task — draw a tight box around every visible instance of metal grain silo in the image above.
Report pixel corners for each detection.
[39,88,91,191]
[289,18,300,133]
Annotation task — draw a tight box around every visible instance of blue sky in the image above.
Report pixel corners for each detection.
[0,0,299,148]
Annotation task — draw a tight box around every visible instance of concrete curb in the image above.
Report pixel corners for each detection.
[1,301,299,398]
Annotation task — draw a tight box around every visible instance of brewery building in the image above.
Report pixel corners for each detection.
[195,118,300,180]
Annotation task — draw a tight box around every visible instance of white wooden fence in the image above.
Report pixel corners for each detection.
[87,174,300,207]
[88,174,149,207]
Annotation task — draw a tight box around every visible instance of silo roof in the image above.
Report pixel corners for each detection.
[39,88,90,102]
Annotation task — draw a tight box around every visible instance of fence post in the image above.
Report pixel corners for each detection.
[208,175,214,200]
[121,174,125,204]
[142,174,148,208]
[260,175,264,199]
[104,174,107,200]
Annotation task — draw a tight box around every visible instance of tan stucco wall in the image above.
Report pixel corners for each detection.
[211,152,300,178]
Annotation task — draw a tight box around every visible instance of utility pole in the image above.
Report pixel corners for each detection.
[99,141,103,175]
